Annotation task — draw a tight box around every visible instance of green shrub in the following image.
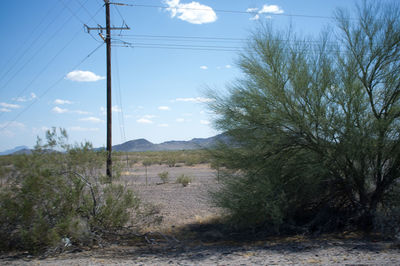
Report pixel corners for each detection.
[157,171,169,184]
[0,128,158,254]
[166,157,176,167]
[206,1,400,233]
[176,174,192,187]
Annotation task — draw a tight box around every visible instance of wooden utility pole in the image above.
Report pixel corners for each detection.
[84,0,130,181]
[105,0,112,179]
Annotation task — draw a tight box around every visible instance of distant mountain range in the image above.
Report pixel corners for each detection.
[0,146,31,156]
[112,133,230,152]
[0,134,231,155]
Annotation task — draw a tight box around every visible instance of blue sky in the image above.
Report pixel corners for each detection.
[0,0,385,151]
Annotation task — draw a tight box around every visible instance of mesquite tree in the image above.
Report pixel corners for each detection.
[208,0,400,232]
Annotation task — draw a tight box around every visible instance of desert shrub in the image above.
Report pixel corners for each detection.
[158,171,169,184]
[167,157,176,167]
[0,128,158,254]
[176,174,192,187]
[207,1,400,233]
[184,155,201,166]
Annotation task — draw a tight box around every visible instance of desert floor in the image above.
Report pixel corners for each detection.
[1,163,400,265]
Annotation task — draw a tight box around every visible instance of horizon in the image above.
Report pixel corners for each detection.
[0,131,223,152]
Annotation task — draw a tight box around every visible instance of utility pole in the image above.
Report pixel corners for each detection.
[84,0,130,181]
[105,0,112,180]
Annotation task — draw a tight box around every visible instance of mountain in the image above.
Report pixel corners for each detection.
[0,145,30,156]
[0,134,232,155]
[113,138,155,152]
[112,133,230,152]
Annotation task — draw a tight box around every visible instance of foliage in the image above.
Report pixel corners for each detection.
[0,128,158,254]
[166,157,176,167]
[208,1,400,234]
[158,171,170,184]
[176,174,192,187]
[112,150,212,167]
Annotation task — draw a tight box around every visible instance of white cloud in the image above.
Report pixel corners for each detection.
[79,116,103,123]
[200,120,210,125]
[176,118,185,123]
[69,126,99,132]
[246,7,259,13]
[0,102,20,109]
[164,0,217,24]
[137,118,153,124]
[54,99,73,105]
[73,110,90,115]
[65,70,105,82]
[250,14,260,20]
[259,4,284,14]
[112,105,122,112]
[247,4,284,20]
[225,64,232,69]
[14,92,37,102]
[175,97,214,103]
[200,65,208,70]
[52,106,68,114]
[101,106,122,114]
[136,115,155,124]
[158,123,169,127]
[158,106,170,111]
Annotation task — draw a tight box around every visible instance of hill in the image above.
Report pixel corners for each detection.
[113,133,229,152]
[0,146,30,156]
[0,134,231,155]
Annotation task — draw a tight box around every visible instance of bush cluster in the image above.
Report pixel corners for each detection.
[113,150,211,167]
[207,1,400,236]
[0,128,159,254]
[158,171,169,184]
[176,174,192,187]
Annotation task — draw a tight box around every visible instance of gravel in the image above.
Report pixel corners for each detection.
[2,164,400,265]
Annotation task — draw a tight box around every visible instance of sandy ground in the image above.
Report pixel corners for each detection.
[121,163,222,229]
[1,163,400,265]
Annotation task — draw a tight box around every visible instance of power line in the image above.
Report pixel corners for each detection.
[127,3,338,20]
[113,47,127,146]
[74,0,102,25]
[113,33,246,40]
[0,1,104,104]
[0,1,104,122]
[0,43,104,131]
[0,3,64,86]
[111,40,346,54]
[0,29,83,121]
[112,33,341,46]
[112,42,241,52]
[113,40,242,50]
[58,0,87,25]
[0,7,77,93]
